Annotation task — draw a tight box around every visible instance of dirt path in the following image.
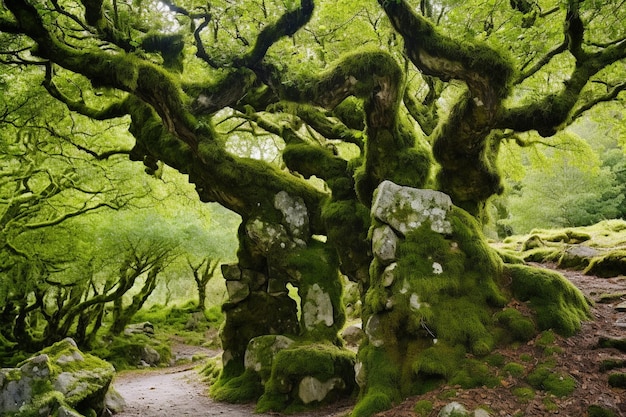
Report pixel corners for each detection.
[113,345,353,417]
[113,365,262,417]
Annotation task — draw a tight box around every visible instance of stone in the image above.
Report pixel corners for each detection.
[244,335,295,377]
[473,409,492,417]
[438,401,469,417]
[221,263,242,281]
[274,191,310,243]
[0,338,117,417]
[246,218,299,255]
[382,263,398,287]
[341,325,365,347]
[372,225,399,264]
[303,283,334,330]
[372,180,453,236]
[124,321,154,336]
[242,268,267,291]
[58,405,84,417]
[298,376,345,404]
[104,386,126,414]
[226,280,250,304]
[354,361,366,387]
[141,346,161,366]
[365,314,385,347]
[615,301,626,312]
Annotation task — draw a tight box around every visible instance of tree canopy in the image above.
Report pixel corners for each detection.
[1,0,625,415]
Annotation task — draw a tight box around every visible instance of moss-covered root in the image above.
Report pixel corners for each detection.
[506,263,590,336]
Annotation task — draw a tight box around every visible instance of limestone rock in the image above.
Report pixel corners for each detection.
[244,335,295,379]
[341,325,365,347]
[141,346,161,366]
[274,191,310,244]
[298,376,345,404]
[372,180,453,236]
[382,263,398,287]
[365,314,385,347]
[372,225,399,264]
[246,218,300,255]
[438,401,469,417]
[124,321,154,336]
[303,283,334,330]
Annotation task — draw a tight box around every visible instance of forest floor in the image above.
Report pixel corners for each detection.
[113,264,626,417]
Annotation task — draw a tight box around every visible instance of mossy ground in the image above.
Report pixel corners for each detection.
[495,219,626,277]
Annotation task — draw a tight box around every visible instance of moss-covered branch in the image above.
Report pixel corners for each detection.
[234,0,314,67]
[379,0,514,109]
[268,102,364,149]
[43,64,130,120]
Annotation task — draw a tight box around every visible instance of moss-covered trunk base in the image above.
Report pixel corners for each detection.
[352,181,590,417]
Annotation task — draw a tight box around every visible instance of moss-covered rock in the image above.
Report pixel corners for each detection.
[0,338,118,417]
[256,342,356,413]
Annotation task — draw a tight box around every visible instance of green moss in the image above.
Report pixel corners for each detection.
[599,359,626,372]
[449,359,500,389]
[512,387,535,403]
[598,337,626,352]
[495,308,536,342]
[536,330,556,347]
[282,143,348,181]
[414,400,434,416]
[588,405,618,417]
[484,353,505,367]
[351,392,393,417]
[584,250,626,278]
[506,264,590,336]
[286,243,345,342]
[211,369,263,403]
[503,362,525,378]
[353,345,402,417]
[608,373,626,388]
[413,344,465,379]
[527,364,576,397]
[520,353,533,362]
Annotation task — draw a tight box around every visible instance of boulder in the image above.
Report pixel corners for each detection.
[0,338,121,417]
[372,180,453,236]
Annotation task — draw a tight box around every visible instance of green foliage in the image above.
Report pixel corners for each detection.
[499,132,625,234]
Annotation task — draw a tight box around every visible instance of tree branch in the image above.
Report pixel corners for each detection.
[234,0,314,67]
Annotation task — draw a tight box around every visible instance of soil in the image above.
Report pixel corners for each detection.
[113,264,626,417]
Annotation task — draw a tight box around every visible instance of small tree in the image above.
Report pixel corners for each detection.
[188,257,221,312]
